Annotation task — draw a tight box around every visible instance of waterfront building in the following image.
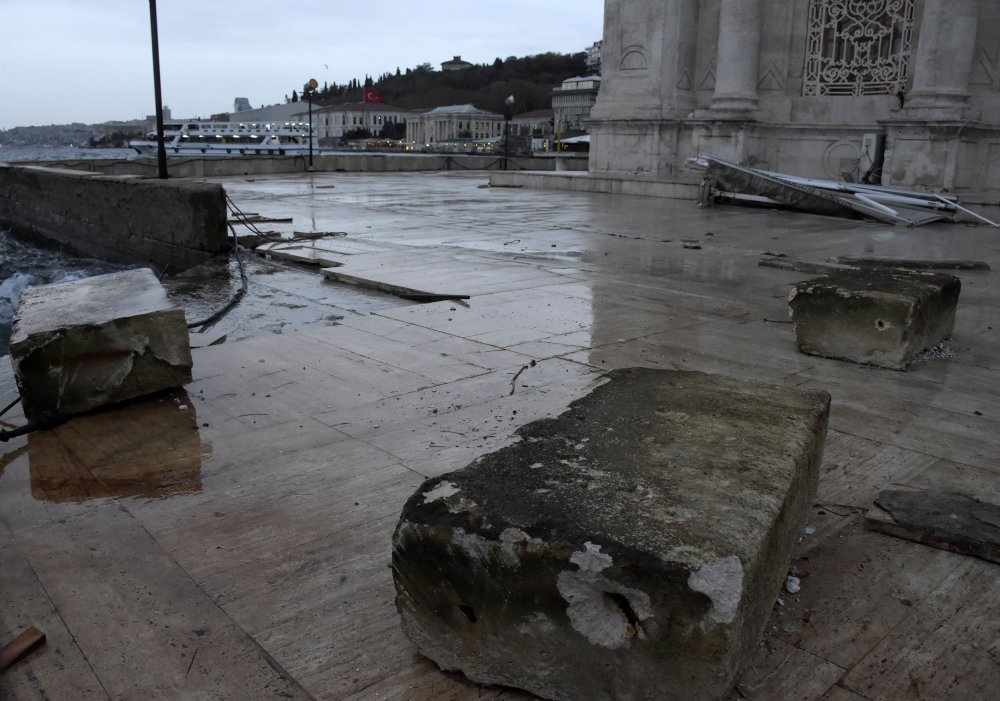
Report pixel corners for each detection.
[405,105,504,150]
[590,0,1000,201]
[552,76,602,133]
[233,97,252,113]
[301,103,414,143]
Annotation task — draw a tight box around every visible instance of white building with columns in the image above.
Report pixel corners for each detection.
[590,0,1000,201]
[405,105,505,150]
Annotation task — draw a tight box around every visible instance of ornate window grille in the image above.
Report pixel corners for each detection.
[804,0,915,96]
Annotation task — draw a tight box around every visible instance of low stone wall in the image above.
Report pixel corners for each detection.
[0,164,227,272]
[13,153,589,179]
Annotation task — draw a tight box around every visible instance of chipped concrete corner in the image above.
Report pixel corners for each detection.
[391,367,830,701]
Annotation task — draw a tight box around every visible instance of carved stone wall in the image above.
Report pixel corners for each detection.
[803,0,916,97]
[590,0,1000,201]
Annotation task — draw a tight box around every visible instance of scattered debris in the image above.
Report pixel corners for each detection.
[509,359,537,396]
[909,342,956,364]
[0,627,46,672]
[867,490,1000,563]
[758,258,855,275]
[831,256,991,271]
[240,215,294,224]
[687,154,1000,227]
[399,293,471,302]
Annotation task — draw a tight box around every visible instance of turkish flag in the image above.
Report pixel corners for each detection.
[364,87,386,104]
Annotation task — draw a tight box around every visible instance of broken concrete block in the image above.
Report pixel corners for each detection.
[788,270,960,370]
[10,268,192,423]
[392,368,830,701]
[866,490,1000,564]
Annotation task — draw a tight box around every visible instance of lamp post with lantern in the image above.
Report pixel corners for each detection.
[304,78,318,170]
[503,94,514,170]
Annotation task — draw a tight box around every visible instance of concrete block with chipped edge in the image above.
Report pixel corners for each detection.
[391,368,830,701]
[788,270,961,370]
[10,268,192,423]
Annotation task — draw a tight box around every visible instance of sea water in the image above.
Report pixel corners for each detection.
[0,145,137,162]
[0,231,126,355]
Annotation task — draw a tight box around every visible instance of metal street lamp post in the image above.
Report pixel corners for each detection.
[148,0,168,179]
[503,94,514,171]
[305,78,318,171]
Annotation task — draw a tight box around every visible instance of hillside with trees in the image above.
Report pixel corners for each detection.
[303,52,588,113]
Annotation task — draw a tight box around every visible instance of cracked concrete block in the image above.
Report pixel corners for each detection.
[788,270,961,370]
[10,268,192,423]
[392,368,830,701]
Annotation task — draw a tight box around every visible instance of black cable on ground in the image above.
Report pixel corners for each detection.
[185,219,249,330]
[0,396,20,419]
[226,193,268,238]
[1,417,62,443]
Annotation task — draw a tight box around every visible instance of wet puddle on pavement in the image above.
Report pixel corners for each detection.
[1,389,209,506]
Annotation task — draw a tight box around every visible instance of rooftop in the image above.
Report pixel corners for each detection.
[2,171,998,700]
[426,104,498,116]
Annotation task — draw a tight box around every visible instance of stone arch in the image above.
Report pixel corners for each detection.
[620,45,648,71]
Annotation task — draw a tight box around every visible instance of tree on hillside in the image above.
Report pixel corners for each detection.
[302,51,587,115]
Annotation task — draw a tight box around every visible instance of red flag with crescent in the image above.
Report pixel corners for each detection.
[364,87,386,104]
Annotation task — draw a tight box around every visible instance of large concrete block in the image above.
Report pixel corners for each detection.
[392,368,830,701]
[10,268,192,423]
[788,270,961,369]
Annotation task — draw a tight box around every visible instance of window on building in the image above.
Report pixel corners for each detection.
[803,0,915,96]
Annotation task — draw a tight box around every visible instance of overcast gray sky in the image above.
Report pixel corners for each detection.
[0,0,603,129]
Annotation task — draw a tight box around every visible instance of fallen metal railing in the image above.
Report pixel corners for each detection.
[686,154,999,228]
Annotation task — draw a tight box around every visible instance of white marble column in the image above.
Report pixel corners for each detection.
[710,0,761,114]
[907,0,979,114]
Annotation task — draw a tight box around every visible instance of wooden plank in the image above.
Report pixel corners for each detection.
[0,534,104,699]
[0,628,46,672]
[866,490,1000,563]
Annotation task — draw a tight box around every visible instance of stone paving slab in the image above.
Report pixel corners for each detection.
[2,172,999,701]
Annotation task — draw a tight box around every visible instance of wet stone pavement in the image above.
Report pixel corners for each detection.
[2,171,999,700]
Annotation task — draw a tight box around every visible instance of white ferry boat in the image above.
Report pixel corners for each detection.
[130,121,314,157]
